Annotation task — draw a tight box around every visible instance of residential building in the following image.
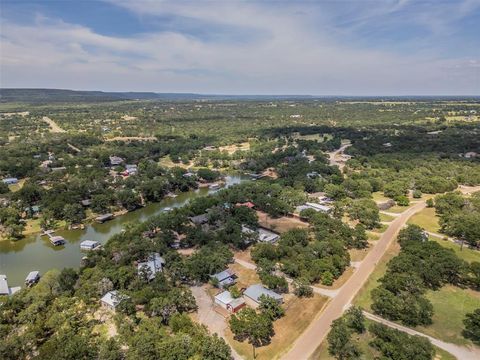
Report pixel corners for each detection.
[214,290,246,313]
[243,284,283,308]
[80,240,101,251]
[109,156,124,166]
[100,290,129,311]
[211,269,237,288]
[2,177,18,185]
[137,253,165,281]
[258,227,280,243]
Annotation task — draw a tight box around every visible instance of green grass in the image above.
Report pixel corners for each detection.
[387,205,410,213]
[372,192,390,203]
[379,213,396,222]
[407,207,441,233]
[430,236,480,263]
[354,242,401,310]
[310,319,456,360]
[417,285,480,346]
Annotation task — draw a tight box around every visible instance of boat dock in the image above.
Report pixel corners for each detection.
[41,230,66,246]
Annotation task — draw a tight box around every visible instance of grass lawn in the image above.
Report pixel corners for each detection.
[228,262,260,289]
[354,241,401,310]
[310,319,456,360]
[417,285,480,346]
[407,207,441,233]
[367,231,380,241]
[349,247,371,262]
[227,294,329,360]
[8,178,26,192]
[256,211,309,233]
[387,205,411,214]
[379,212,396,222]
[373,223,388,233]
[372,192,390,203]
[430,236,480,263]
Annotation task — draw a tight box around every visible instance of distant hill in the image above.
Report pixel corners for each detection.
[0,88,317,104]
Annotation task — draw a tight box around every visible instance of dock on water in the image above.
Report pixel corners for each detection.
[41,230,66,246]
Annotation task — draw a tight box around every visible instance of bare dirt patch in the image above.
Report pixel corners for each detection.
[42,116,65,133]
[104,136,156,142]
[256,211,309,234]
[219,142,250,154]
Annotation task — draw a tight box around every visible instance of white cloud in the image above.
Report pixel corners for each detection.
[0,0,478,94]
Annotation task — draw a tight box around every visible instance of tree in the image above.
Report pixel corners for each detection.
[293,280,313,297]
[345,306,365,334]
[347,198,380,229]
[413,189,422,199]
[327,318,361,360]
[463,309,480,345]
[426,198,434,208]
[229,308,274,359]
[63,203,85,224]
[395,195,410,206]
[58,268,78,295]
[258,294,285,320]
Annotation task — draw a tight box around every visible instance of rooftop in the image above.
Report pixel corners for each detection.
[244,284,283,303]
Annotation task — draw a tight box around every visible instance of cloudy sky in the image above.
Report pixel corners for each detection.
[1,0,479,95]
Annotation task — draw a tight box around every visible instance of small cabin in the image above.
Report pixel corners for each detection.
[211,269,237,289]
[25,271,40,286]
[80,240,101,251]
[100,290,129,311]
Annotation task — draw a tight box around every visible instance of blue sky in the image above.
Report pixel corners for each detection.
[1,0,479,95]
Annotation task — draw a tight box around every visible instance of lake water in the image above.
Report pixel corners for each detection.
[0,175,246,287]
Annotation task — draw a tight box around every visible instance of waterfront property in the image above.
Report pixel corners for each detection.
[25,271,40,286]
[96,213,114,223]
[243,284,283,308]
[49,235,65,246]
[80,240,101,251]
[214,290,246,313]
[0,275,21,296]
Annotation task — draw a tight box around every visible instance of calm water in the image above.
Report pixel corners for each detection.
[0,175,246,287]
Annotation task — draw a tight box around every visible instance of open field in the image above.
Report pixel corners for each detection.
[430,236,480,263]
[379,212,396,222]
[228,262,260,289]
[256,211,309,233]
[226,294,329,360]
[408,207,441,233]
[418,285,480,346]
[219,142,250,154]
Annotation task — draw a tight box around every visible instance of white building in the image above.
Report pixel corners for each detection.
[80,240,101,251]
[214,290,246,313]
[100,290,129,311]
[137,253,165,281]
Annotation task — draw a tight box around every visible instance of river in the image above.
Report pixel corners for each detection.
[0,175,246,287]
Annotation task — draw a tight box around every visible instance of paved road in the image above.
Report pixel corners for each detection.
[282,185,480,360]
[364,311,480,360]
[282,201,427,360]
[191,285,243,360]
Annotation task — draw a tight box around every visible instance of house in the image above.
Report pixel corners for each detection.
[214,290,246,313]
[258,227,280,243]
[0,275,21,296]
[189,213,209,225]
[109,156,124,166]
[183,172,196,178]
[96,213,114,223]
[125,164,138,175]
[80,240,101,251]
[383,142,392,147]
[306,171,320,179]
[211,269,237,288]
[2,177,18,185]
[24,205,41,214]
[100,290,129,311]
[25,271,40,286]
[296,202,332,214]
[137,253,165,281]
[243,284,283,308]
[51,166,67,172]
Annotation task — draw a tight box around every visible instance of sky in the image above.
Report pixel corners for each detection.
[1,0,479,95]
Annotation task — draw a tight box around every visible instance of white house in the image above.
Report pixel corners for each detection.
[137,253,165,281]
[80,240,101,251]
[214,290,246,313]
[100,290,129,311]
[296,202,332,214]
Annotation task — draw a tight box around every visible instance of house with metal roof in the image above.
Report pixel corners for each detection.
[211,269,236,289]
[137,253,165,281]
[0,275,21,296]
[296,202,332,214]
[243,284,283,308]
[95,213,114,223]
[2,177,18,185]
[258,227,280,243]
[80,240,101,251]
[189,213,209,225]
[214,290,246,313]
[100,290,129,311]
